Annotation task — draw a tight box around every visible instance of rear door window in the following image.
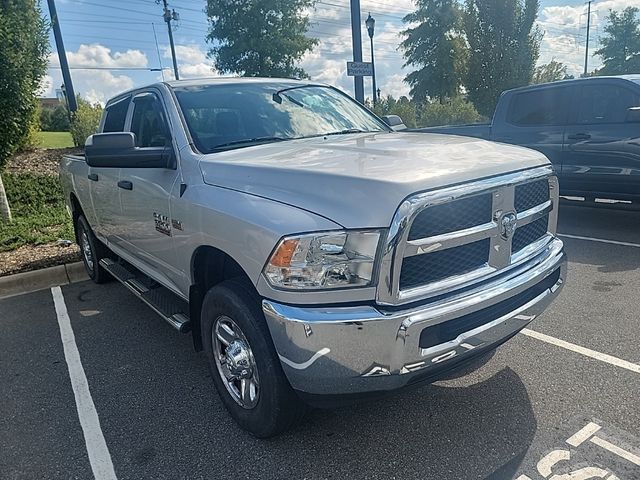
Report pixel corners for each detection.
[507,88,569,126]
[102,96,130,132]
[575,84,640,124]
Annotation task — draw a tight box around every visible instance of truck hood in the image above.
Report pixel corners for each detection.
[198,132,549,229]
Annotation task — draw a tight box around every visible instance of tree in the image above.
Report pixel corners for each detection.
[595,7,640,75]
[465,0,542,117]
[69,97,103,147]
[400,0,468,103]
[206,0,318,78]
[532,60,569,84]
[0,0,49,221]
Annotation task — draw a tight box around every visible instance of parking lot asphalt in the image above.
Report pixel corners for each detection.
[1,203,639,480]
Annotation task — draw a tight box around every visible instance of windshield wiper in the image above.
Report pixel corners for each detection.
[322,128,377,136]
[210,136,288,151]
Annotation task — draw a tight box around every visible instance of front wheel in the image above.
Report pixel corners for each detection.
[201,279,306,438]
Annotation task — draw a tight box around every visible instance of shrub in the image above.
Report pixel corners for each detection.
[41,104,70,131]
[0,173,73,251]
[418,97,485,127]
[69,97,103,147]
[369,95,417,128]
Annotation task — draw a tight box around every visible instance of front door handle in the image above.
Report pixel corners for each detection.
[567,133,591,140]
[87,173,98,181]
[117,180,133,190]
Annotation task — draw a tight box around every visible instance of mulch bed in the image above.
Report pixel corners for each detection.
[1,147,83,277]
[5,146,81,176]
[0,242,81,277]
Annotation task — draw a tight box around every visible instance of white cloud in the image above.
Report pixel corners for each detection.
[161,44,218,80]
[38,74,54,97]
[164,44,208,64]
[302,5,408,99]
[76,71,135,104]
[46,44,143,105]
[49,43,148,69]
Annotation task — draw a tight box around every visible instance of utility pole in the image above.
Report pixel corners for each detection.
[583,1,592,77]
[160,0,180,80]
[350,0,364,103]
[47,0,77,112]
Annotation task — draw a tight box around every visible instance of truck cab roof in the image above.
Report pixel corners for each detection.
[504,74,640,94]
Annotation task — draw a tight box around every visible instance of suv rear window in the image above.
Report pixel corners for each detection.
[103,96,130,132]
[507,88,569,126]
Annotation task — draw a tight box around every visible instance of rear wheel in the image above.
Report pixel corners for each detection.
[76,215,111,284]
[201,279,306,438]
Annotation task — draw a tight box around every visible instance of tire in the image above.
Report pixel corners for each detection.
[76,215,111,284]
[201,279,306,438]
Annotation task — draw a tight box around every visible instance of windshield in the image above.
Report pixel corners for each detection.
[173,83,389,153]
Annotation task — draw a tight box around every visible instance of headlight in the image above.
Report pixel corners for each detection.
[263,230,382,290]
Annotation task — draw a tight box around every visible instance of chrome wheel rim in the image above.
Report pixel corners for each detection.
[212,316,260,409]
[80,231,94,273]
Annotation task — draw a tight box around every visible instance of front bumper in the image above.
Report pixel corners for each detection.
[262,238,566,396]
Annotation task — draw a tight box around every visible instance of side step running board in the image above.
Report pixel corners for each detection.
[99,258,191,333]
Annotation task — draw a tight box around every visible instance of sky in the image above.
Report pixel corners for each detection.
[40,0,640,105]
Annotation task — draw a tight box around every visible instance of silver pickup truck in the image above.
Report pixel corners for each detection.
[60,78,566,437]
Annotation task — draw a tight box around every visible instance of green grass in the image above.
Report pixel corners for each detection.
[0,173,74,252]
[36,131,75,149]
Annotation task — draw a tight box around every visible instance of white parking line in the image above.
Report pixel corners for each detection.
[558,233,640,248]
[591,436,640,467]
[52,286,117,480]
[521,328,640,374]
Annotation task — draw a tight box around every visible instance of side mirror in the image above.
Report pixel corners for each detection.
[85,132,174,169]
[382,114,407,131]
[626,107,640,123]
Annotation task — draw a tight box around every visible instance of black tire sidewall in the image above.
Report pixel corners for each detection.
[201,280,304,438]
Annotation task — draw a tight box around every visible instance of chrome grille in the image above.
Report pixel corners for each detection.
[515,179,550,212]
[408,194,493,240]
[377,166,559,306]
[513,215,549,252]
[400,239,490,289]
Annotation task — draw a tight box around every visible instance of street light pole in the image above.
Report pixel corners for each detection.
[583,1,592,77]
[365,13,377,105]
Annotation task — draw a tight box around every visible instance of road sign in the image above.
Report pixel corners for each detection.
[347,61,373,77]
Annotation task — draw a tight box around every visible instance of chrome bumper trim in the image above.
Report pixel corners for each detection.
[262,237,566,395]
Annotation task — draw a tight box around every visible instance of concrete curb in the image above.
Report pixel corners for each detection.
[0,261,89,300]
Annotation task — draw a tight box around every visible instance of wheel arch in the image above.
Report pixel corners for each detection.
[189,245,256,351]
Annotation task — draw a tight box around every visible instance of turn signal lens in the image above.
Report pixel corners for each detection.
[269,239,299,267]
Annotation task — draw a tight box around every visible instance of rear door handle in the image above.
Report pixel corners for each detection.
[117,180,133,190]
[87,173,98,181]
[567,133,591,140]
